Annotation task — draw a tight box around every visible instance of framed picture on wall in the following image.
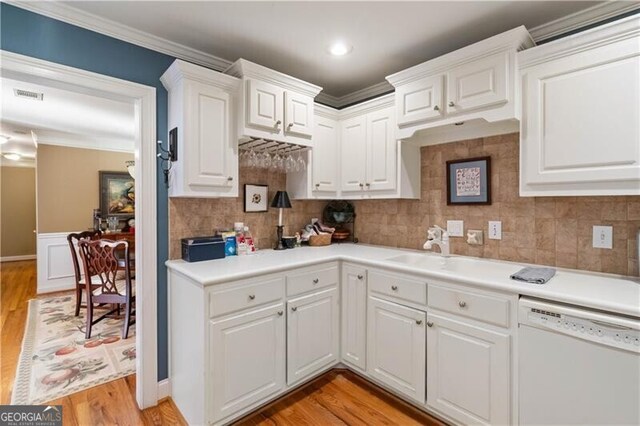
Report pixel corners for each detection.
[100,171,135,217]
[244,184,268,212]
[446,157,491,205]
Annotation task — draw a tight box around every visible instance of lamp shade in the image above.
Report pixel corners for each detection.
[270,191,292,208]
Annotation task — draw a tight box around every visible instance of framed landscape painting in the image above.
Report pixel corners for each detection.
[100,171,135,217]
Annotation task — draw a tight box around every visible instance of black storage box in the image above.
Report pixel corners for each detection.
[181,236,225,262]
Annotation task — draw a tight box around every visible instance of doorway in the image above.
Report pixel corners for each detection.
[0,50,158,409]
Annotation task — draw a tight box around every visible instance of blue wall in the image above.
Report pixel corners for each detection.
[1,3,173,380]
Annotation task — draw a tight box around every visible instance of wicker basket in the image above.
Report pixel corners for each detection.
[308,233,332,246]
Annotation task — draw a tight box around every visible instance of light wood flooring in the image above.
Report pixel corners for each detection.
[2,260,446,425]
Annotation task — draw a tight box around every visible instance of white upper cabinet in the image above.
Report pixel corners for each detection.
[396,74,444,126]
[366,106,397,191]
[284,91,314,137]
[519,15,640,196]
[446,52,508,114]
[340,114,368,192]
[387,26,534,140]
[312,112,340,193]
[225,59,322,146]
[246,79,284,132]
[161,59,241,198]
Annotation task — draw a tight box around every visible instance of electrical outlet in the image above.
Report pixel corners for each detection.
[488,221,502,240]
[592,226,613,249]
[447,220,464,237]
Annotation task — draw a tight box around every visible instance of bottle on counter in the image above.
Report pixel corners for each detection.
[244,226,256,254]
[235,222,248,256]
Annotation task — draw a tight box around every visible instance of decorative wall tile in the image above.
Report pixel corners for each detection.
[168,132,640,276]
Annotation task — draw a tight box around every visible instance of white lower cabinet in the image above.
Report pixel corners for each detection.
[287,286,340,385]
[341,264,367,371]
[367,296,426,404]
[426,312,511,425]
[209,303,286,423]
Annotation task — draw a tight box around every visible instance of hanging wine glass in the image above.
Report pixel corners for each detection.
[271,149,282,171]
[296,150,306,172]
[260,150,272,169]
[248,147,258,168]
[285,151,296,173]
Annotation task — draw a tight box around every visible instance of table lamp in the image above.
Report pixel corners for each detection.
[270,191,292,250]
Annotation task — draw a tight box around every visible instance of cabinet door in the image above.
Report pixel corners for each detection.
[209,303,285,423]
[446,52,508,114]
[185,80,237,189]
[366,106,397,192]
[520,36,640,196]
[341,265,367,371]
[246,78,284,133]
[396,74,444,126]
[427,313,510,425]
[312,115,339,192]
[284,91,314,138]
[340,115,367,192]
[287,287,339,385]
[367,296,426,404]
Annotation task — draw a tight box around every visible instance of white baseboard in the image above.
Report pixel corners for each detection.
[158,379,171,400]
[0,254,36,262]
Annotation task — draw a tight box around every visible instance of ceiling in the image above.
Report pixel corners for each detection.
[63,1,601,98]
[0,76,135,167]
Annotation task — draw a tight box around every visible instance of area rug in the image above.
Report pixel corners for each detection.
[11,294,136,404]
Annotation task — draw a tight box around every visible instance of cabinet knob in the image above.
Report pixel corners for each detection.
[359,183,364,188]
[391,285,398,291]
[448,101,455,107]
[427,321,434,327]
[287,123,294,129]
[275,120,282,128]
[365,183,370,187]
[416,320,423,325]
[227,176,233,181]
[291,306,297,312]
[315,183,320,188]
[248,294,256,300]
[357,274,364,280]
[433,105,440,111]
[277,311,283,316]
[458,301,467,308]
[313,278,319,284]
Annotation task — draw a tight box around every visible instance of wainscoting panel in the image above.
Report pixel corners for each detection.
[37,232,77,293]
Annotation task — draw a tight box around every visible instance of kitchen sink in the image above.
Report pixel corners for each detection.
[385,253,485,272]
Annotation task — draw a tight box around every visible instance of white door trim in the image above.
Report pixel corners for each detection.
[0,50,159,409]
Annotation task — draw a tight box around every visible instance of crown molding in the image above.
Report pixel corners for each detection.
[338,93,394,120]
[528,1,640,42]
[5,0,233,71]
[160,59,240,92]
[316,81,393,109]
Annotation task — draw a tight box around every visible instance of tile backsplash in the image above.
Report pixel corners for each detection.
[353,132,640,277]
[169,167,325,259]
[168,132,639,276]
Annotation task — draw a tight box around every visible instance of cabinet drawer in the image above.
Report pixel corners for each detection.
[287,264,339,296]
[369,270,426,305]
[209,277,284,318]
[428,284,510,327]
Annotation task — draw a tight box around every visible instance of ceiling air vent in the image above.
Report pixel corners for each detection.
[14,88,44,101]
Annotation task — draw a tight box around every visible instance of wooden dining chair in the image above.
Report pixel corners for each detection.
[67,230,102,316]
[78,239,135,339]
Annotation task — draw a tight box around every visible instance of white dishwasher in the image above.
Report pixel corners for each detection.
[519,298,640,425]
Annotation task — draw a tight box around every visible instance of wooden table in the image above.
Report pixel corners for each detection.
[105,231,135,270]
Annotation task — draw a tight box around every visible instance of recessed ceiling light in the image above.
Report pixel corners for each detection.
[328,42,352,56]
[0,135,10,145]
[3,153,21,161]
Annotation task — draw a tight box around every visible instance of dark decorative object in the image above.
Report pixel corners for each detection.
[323,200,357,243]
[244,184,269,212]
[157,130,178,186]
[271,191,292,250]
[100,171,135,218]
[446,156,491,205]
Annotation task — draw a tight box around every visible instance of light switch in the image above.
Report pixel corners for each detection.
[488,221,502,240]
[592,226,613,249]
[447,220,464,237]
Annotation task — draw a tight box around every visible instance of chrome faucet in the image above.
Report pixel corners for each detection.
[423,225,450,257]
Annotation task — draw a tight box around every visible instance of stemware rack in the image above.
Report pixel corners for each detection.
[238,138,310,155]
[238,137,309,172]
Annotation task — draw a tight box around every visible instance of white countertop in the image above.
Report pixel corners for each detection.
[166,244,640,318]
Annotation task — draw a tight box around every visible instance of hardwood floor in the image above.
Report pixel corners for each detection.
[0,260,186,425]
[235,370,446,426]
[2,260,446,426]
